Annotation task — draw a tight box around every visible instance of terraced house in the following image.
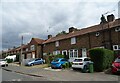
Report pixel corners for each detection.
[43,14,120,62]
[2,14,120,61]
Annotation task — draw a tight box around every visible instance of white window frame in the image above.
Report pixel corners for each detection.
[62,50,67,55]
[115,27,120,32]
[113,45,119,50]
[53,50,60,55]
[31,45,35,51]
[71,37,76,44]
[69,49,78,58]
[26,48,28,51]
[55,41,59,47]
[95,32,100,37]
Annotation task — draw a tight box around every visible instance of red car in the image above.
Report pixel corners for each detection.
[112,57,120,74]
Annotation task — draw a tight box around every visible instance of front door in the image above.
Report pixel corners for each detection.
[62,50,68,59]
[82,48,87,57]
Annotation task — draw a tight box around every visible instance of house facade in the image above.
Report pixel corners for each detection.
[22,38,45,59]
[2,14,120,61]
[3,38,45,60]
[43,15,120,61]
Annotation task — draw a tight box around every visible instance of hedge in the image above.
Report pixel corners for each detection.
[6,59,13,63]
[89,48,114,72]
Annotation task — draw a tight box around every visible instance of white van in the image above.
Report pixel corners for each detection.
[5,55,16,62]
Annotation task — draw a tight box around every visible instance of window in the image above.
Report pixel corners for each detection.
[95,32,100,37]
[26,48,28,51]
[53,50,60,55]
[113,45,119,50]
[69,49,78,58]
[31,45,35,51]
[55,41,59,47]
[71,37,76,44]
[115,27,120,32]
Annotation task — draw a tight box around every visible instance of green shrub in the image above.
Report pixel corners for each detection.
[89,48,114,72]
[15,54,20,62]
[61,62,71,69]
[54,54,65,59]
[6,59,13,63]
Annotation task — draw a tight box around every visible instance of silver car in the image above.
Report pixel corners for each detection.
[0,59,8,67]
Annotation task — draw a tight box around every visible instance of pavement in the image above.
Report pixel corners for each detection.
[2,63,119,81]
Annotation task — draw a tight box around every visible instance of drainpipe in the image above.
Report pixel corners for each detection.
[108,22,112,50]
[88,33,91,49]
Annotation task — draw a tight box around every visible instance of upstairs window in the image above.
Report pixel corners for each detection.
[53,50,60,55]
[31,45,35,51]
[113,45,119,50]
[115,27,120,32]
[71,37,76,44]
[55,41,59,47]
[26,48,28,51]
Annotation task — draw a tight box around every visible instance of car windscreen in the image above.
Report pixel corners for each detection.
[0,59,6,61]
[53,59,59,62]
[115,58,120,62]
[74,59,82,62]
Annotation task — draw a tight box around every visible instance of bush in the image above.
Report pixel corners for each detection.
[89,48,114,72]
[54,54,65,59]
[62,62,72,69]
[6,59,13,63]
[15,54,20,62]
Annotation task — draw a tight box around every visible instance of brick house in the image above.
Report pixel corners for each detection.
[43,15,120,62]
[22,38,45,59]
[3,38,45,60]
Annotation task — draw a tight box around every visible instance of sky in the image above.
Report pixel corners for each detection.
[1,0,120,51]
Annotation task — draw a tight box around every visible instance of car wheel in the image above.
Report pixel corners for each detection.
[6,64,8,67]
[31,64,34,66]
[82,65,87,73]
[41,62,44,64]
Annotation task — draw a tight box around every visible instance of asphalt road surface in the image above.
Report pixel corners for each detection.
[2,69,48,81]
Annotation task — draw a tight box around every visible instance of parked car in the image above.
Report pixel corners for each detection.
[51,58,69,69]
[0,59,8,67]
[72,57,92,71]
[112,56,120,74]
[25,58,45,66]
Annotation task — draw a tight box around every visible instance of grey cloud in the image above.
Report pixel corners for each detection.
[1,1,119,50]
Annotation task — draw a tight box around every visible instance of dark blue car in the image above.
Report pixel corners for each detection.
[26,58,45,66]
[51,58,68,69]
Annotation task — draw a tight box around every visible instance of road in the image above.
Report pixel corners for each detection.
[1,64,119,82]
[2,69,48,81]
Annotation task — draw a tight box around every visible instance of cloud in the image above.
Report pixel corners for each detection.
[1,0,119,50]
[18,32,33,37]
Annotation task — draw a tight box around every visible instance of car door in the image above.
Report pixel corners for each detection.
[61,59,67,65]
[34,59,39,65]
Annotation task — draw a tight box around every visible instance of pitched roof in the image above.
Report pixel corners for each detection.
[32,38,45,44]
[43,18,120,44]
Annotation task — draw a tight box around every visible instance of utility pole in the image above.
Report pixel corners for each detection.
[20,36,23,65]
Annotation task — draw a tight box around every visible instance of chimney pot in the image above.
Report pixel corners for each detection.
[48,35,52,39]
[69,27,77,33]
[107,14,115,22]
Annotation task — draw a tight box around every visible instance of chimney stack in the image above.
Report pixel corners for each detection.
[107,14,115,22]
[48,35,52,39]
[69,27,78,33]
